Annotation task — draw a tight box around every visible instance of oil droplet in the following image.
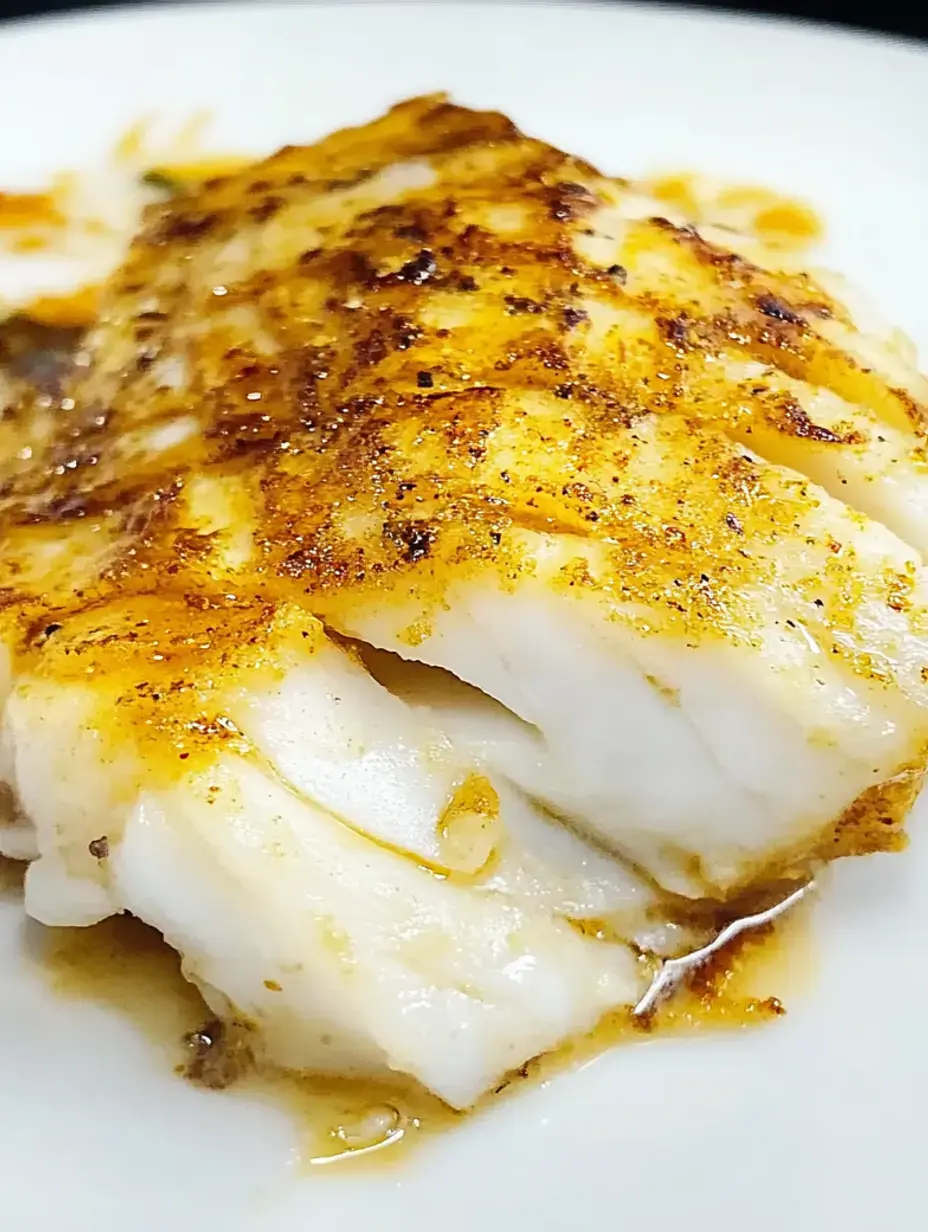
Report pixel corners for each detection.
[437,774,501,876]
[641,172,823,251]
[0,191,64,230]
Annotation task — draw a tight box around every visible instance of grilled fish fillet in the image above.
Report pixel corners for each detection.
[1,94,927,1104]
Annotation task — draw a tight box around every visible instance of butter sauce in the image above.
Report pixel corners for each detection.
[21,872,811,1170]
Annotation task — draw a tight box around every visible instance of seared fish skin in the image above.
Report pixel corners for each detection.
[0,95,927,1101]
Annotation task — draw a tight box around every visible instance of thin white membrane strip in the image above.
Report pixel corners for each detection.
[632,881,815,1017]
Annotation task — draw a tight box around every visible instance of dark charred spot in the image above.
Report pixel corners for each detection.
[328,168,375,192]
[776,399,847,443]
[756,294,806,326]
[248,195,285,224]
[395,222,427,242]
[888,386,926,428]
[803,301,833,319]
[562,306,589,330]
[344,250,378,286]
[27,492,89,523]
[24,613,63,645]
[292,348,332,418]
[88,836,109,859]
[416,371,434,389]
[391,314,422,351]
[658,314,689,348]
[235,362,262,381]
[554,383,573,399]
[0,317,82,394]
[725,512,744,534]
[504,295,544,315]
[208,410,283,457]
[158,210,221,243]
[279,548,313,579]
[606,263,628,284]
[182,1019,253,1090]
[393,249,437,285]
[354,203,405,227]
[531,339,570,371]
[547,181,598,222]
[354,329,388,367]
[297,247,323,266]
[456,274,479,292]
[388,521,435,563]
[650,215,687,234]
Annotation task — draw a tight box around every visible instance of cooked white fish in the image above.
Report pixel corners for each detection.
[0,95,926,1106]
[4,600,652,1106]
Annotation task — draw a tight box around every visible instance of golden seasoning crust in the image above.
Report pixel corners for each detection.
[20,596,323,769]
[702,759,925,899]
[1,95,927,836]
[823,762,923,858]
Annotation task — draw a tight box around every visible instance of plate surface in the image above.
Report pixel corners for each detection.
[1,4,927,1229]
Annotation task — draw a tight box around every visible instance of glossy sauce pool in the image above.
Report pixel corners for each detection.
[5,855,814,1171]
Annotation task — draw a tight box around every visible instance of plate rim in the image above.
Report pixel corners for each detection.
[1,5,927,1230]
[1,0,927,65]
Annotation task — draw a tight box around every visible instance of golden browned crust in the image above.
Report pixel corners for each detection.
[823,762,923,859]
[0,95,926,839]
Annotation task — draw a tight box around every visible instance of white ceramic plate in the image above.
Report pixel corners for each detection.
[2,4,927,1229]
